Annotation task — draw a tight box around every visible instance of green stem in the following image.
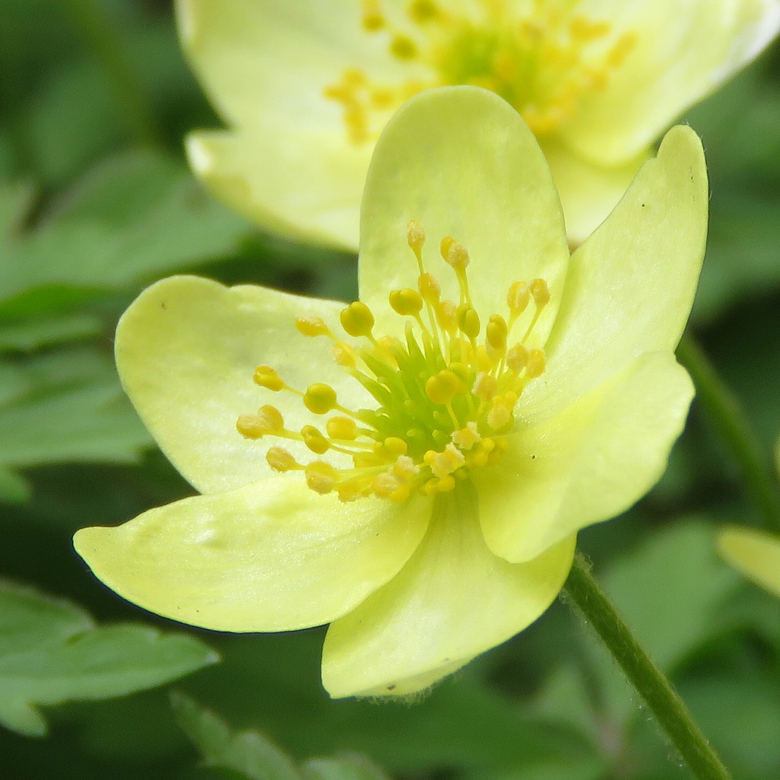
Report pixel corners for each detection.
[60,0,161,146]
[563,556,732,780]
[677,333,780,533]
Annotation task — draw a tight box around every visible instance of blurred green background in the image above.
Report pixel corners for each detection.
[1,1,780,779]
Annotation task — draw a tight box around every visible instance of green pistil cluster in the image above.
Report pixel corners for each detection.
[236,221,549,503]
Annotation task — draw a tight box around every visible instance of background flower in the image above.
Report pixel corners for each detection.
[175,0,779,247]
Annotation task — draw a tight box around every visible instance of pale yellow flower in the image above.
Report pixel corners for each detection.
[175,0,776,248]
[74,88,707,697]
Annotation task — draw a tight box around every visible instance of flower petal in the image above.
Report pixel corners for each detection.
[522,125,707,419]
[74,474,432,632]
[358,86,570,344]
[561,0,780,164]
[321,483,575,698]
[541,139,648,247]
[116,275,370,494]
[717,526,780,598]
[476,352,693,564]
[186,128,368,251]
[176,0,399,129]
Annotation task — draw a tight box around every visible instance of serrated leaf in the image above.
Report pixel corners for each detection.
[172,693,303,780]
[0,580,218,736]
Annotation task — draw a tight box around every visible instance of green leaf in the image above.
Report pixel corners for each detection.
[173,692,400,780]
[0,465,30,503]
[601,519,739,672]
[172,692,304,780]
[0,311,102,352]
[0,347,151,470]
[0,580,218,736]
[302,756,389,780]
[0,150,250,316]
[0,180,35,243]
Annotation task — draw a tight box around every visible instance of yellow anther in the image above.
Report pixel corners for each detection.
[236,415,268,439]
[526,348,546,378]
[486,314,508,355]
[452,422,481,451]
[340,301,375,337]
[506,344,529,373]
[389,288,424,316]
[474,372,497,401]
[327,416,358,440]
[302,425,330,455]
[507,281,530,314]
[418,272,441,303]
[457,304,480,339]
[305,462,337,494]
[440,236,456,261]
[425,369,465,405]
[530,278,550,307]
[303,383,338,414]
[443,239,470,270]
[437,300,458,334]
[295,314,331,337]
[407,220,426,252]
[266,447,298,472]
[408,0,438,23]
[393,455,419,480]
[476,345,492,372]
[448,361,470,384]
[258,405,284,430]
[362,0,385,30]
[332,342,356,367]
[390,484,411,502]
[487,396,513,431]
[373,472,402,498]
[253,365,284,391]
[384,437,409,456]
[436,474,456,492]
[426,443,466,478]
[390,34,417,60]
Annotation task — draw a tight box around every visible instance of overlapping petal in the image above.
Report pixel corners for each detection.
[564,0,780,164]
[475,352,693,563]
[186,128,369,250]
[115,275,369,494]
[522,125,707,419]
[541,139,649,245]
[359,86,570,345]
[74,474,432,632]
[321,484,575,697]
[717,526,780,599]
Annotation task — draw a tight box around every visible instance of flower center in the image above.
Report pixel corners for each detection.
[324,0,636,143]
[237,222,549,503]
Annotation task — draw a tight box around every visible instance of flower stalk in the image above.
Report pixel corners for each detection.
[677,333,780,534]
[563,554,732,780]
